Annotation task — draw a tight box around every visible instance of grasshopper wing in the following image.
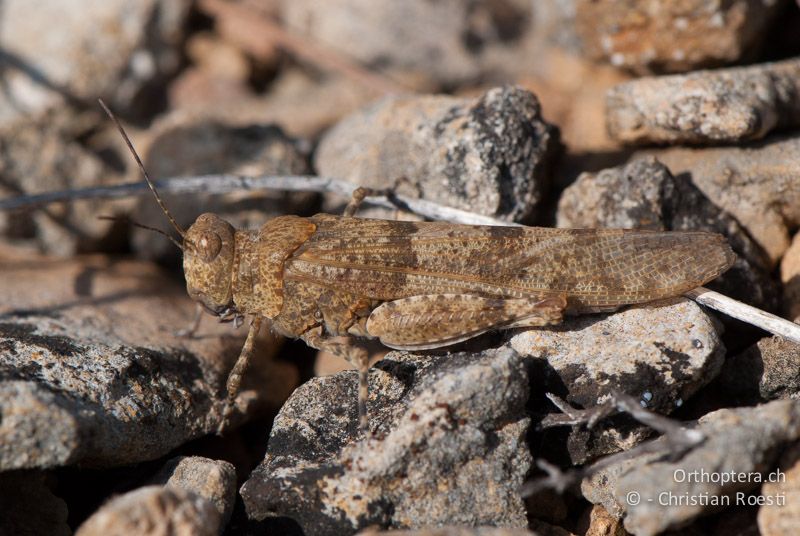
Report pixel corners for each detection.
[285,215,735,314]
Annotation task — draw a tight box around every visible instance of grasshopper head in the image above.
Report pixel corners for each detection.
[183,213,236,314]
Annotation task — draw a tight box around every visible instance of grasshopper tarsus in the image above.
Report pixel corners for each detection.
[344,186,395,218]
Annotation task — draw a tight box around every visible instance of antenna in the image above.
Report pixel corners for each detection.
[98,99,186,238]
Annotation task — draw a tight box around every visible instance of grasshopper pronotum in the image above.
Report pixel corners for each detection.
[101,101,735,434]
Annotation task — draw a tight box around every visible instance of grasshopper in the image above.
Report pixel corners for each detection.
[101,102,735,434]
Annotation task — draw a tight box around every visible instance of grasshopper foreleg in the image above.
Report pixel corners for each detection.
[220,316,264,433]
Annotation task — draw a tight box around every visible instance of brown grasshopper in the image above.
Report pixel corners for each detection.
[101,102,735,434]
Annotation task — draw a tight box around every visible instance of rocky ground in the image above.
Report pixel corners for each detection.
[1,1,800,535]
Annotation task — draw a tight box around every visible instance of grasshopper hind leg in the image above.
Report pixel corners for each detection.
[366,294,567,350]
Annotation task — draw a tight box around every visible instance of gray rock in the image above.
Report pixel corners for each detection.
[0,0,190,125]
[283,0,535,89]
[758,442,800,536]
[0,109,130,256]
[75,485,220,536]
[510,298,724,462]
[315,86,559,222]
[581,400,800,536]
[132,115,313,263]
[781,232,800,321]
[606,58,800,145]
[581,504,627,536]
[648,136,800,267]
[357,529,538,536]
[0,471,70,536]
[556,157,779,310]
[150,456,237,530]
[575,0,783,74]
[0,248,297,470]
[241,347,532,535]
[718,336,800,402]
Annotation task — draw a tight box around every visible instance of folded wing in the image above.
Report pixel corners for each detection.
[284,215,735,313]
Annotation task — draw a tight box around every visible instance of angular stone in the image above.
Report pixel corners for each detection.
[781,232,800,321]
[357,529,539,536]
[75,486,220,536]
[581,400,800,536]
[581,504,626,536]
[510,298,724,462]
[241,347,532,535]
[648,136,800,267]
[556,157,778,310]
[150,456,237,529]
[575,0,783,74]
[758,442,800,536]
[718,336,800,402]
[0,110,130,256]
[0,0,190,124]
[0,247,296,470]
[283,0,535,88]
[315,86,559,222]
[606,59,800,145]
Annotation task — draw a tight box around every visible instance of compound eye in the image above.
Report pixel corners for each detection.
[197,232,222,262]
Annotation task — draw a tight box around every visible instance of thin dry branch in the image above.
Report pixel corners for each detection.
[520,392,705,497]
[0,174,506,226]
[1,174,799,344]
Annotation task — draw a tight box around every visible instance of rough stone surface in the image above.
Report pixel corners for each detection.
[510,298,724,462]
[718,336,800,402]
[150,456,237,529]
[357,529,538,536]
[133,114,313,263]
[283,0,536,89]
[0,110,131,256]
[575,0,783,74]
[315,86,559,222]
[0,246,296,470]
[582,504,626,536]
[0,0,190,124]
[241,347,532,535]
[520,48,633,154]
[781,232,800,321]
[582,400,800,536]
[758,442,800,536]
[647,136,800,267]
[0,471,70,536]
[606,58,800,145]
[557,157,778,310]
[171,65,377,139]
[75,485,220,536]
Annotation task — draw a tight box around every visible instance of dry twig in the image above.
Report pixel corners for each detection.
[520,392,705,497]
